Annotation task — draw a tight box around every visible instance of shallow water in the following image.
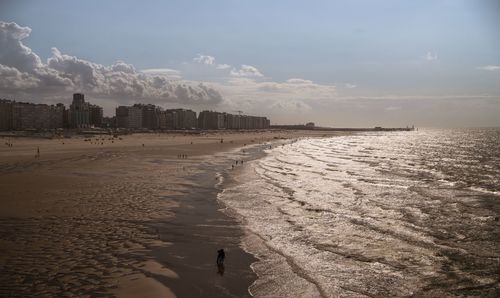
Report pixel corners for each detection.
[219,128,500,297]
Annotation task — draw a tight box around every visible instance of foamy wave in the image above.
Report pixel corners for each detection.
[218,130,500,297]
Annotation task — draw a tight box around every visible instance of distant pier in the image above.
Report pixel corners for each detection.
[270,125,415,132]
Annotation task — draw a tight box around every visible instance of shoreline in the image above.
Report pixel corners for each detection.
[0,130,349,297]
[216,140,328,297]
[148,162,258,297]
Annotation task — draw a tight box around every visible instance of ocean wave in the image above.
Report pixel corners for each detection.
[218,129,500,297]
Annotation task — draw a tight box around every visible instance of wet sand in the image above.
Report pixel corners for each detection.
[0,130,345,297]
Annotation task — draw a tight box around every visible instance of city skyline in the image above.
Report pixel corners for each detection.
[0,93,271,130]
[1,0,499,127]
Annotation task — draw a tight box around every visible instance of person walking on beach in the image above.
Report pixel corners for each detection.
[36,147,40,158]
[217,249,225,276]
[217,249,225,265]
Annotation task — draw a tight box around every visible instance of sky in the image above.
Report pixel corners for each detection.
[0,0,499,127]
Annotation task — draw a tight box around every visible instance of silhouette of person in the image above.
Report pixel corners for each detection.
[217,249,225,265]
[217,249,225,276]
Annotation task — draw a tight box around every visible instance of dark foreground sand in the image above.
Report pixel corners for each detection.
[0,130,345,297]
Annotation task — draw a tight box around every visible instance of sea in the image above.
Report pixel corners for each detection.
[218,128,500,297]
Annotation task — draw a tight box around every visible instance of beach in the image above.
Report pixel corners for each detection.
[0,130,344,297]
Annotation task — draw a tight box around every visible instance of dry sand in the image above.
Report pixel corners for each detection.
[0,130,345,297]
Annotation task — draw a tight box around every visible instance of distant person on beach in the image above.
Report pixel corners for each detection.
[217,249,225,265]
[217,249,225,276]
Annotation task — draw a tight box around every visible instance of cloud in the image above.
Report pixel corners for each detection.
[190,54,236,73]
[140,68,181,78]
[230,64,263,77]
[477,65,500,71]
[256,78,335,94]
[424,51,438,61]
[269,100,312,112]
[0,21,42,72]
[286,78,313,84]
[193,54,215,65]
[208,77,336,119]
[0,64,40,89]
[0,21,223,106]
[344,83,357,89]
[215,63,231,70]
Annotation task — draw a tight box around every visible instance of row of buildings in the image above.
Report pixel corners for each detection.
[115,105,198,130]
[0,93,271,131]
[115,105,270,130]
[0,93,102,130]
[198,110,270,130]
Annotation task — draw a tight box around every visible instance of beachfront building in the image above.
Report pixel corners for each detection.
[68,93,103,128]
[115,106,129,128]
[69,93,90,128]
[223,113,241,130]
[158,111,167,129]
[1,99,66,130]
[135,104,161,129]
[0,99,14,130]
[198,110,270,130]
[237,115,270,129]
[89,104,103,127]
[165,109,197,129]
[127,106,143,129]
[11,102,65,130]
[198,110,225,130]
[115,105,143,129]
[116,104,163,129]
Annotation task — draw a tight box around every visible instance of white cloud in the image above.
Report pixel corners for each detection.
[0,21,223,105]
[344,83,357,89]
[208,77,336,118]
[191,55,237,73]
[141,68,181,78]
[424,51,438,61]
[269,100,312,112]
[216,64,231,70]
[0,64,40,89]
[230,64,263,77]
[424,52,438,61]
[0,21,42,72]
[111,60,136,74]
[193,54,215,65]
[477,65,500,71]
[286,78,314,84]
[256,78,334,94]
